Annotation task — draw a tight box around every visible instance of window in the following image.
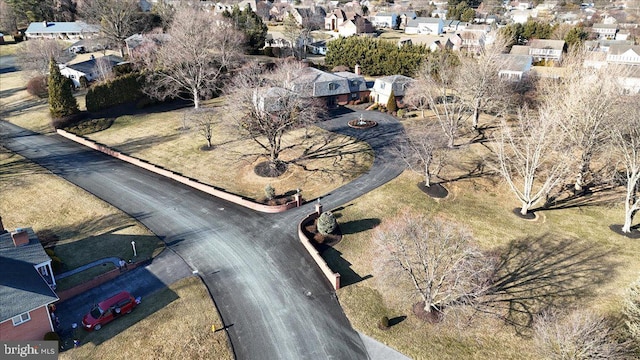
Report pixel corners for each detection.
[12,312,30,326]
[328,83,338,91]
[70,75,75,79]
[380,83,385,89]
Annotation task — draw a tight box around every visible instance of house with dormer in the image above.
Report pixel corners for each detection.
[325,9,354,31]
[370,75,414,107]
[0,225,59,341]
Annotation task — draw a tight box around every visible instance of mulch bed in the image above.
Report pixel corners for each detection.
[512,208,537,220]
[609,224,640,239]
[417,182,449,199]
[254,161,288,178]
[347,119,377,129]
[412,302,444,323]
[301,217,343,251]
[259,196,294,206]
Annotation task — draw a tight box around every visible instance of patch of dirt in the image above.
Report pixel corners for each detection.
[199,144,215,152]
[417,182,449,199]
[260,196,294,206]
[609,224,640,239]
[512,208,537,220]
[412,302,444,323]
[254,161,288,178]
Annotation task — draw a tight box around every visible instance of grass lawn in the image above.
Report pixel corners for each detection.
[82,105,373,201]
[59,276,233,360]
[0,42,18,56]
[325,118,640,359]
[0,147,164,290]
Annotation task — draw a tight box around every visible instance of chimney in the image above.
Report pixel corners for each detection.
[43,20,48,27]
[354,64,361,75]
[0,216,5,234]
[11,229,29,247]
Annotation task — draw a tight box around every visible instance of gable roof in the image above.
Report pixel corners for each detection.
[498,54,533,72]
[608,45,640,56]
[407,17,442,27]
[527,39,565,50]
[25,21,100,35]
[291,66,351,96]
[64,55,124,75]
[593,23,617,29]
[374,75,415,96]
[0,229,58,322]
[510,45,531,55]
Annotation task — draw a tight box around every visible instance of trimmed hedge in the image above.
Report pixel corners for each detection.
[86,73,144,112]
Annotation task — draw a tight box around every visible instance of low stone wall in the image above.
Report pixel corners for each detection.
[56,261,145,303]
[298,213,340,290]
[56,129,300,213]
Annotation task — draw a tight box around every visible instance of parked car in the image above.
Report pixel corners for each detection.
[82,291,140,331]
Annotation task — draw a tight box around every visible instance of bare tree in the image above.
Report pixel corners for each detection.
[15,39,71,76]
[534,309,631,360]
[492,107,570,215]
[409,51,468,148]
[140,7,244,109]
[225,61,325,173]
[0,0,18,34]
[398,121,447,187]
[93,56,115,82]
[610,98,640,234]
[624,277,640,341]
[455,34,512,130]
[186,108,218,149]
[372,211,492,315]
[548,52,627,192]
[80,0,141,57]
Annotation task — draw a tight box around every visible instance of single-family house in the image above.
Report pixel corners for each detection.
[333,71,370,101]
[291,66,351,107]
[398,11,417,29]
[606,45,640,66]
[0,225,59,341]
[325,9,354,31]
[510,9,537,24]
[370,12,398,28]
[616,30,630,41]
[399,34,462,51]
[59,55,124,87]
[370,75,414,107]
[460,31,486,52]
[25,21,100,40]
[337,15,374,37]
[308,40,328,55]
[442,20,466,33]
[498,54,533,81]
[289,6,326,30]
[124,33,169,59]
[431,9,448,20]
[404,17,444,35]
[614,65,640,94]
[528,39,565,62]
[510,45,531,55]
[584,39,634,53]
[592,23,618,39]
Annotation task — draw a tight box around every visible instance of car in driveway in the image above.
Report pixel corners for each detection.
[82,291,139,331]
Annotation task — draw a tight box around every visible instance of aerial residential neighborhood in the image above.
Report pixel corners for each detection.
[0,0,639,359]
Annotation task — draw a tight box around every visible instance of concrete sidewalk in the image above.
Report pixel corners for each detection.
[359,332,412,360]
[56,257,121,280]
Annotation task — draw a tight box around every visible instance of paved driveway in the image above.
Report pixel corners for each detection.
[0,109,405,359]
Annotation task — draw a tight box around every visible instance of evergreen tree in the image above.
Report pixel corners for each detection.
[223,6,267,55]
[386,90,397,112]
[48,57,78,118]
[564,26,588,48]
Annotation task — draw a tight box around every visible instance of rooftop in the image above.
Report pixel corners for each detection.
[25,21,100,34]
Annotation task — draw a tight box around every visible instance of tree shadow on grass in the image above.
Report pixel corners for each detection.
[478,235,618,333]
[115,133,182,155]
[321,247,372,287]
[533,184,620,212]
[339,218,380,235]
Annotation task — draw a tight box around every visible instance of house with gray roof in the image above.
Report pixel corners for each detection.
[59,55,124,88]
[0,226,59,340]
[370,75,415,107]
[405,17,444,35]
[370,12,398,28]
[606,45,640,66]
[498,54,533,81]
[592,23,618,40]
[291,66,351,107]
[527,39,565,62]
[25,21,100,40]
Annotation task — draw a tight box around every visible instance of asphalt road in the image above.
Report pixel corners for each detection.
[0,109,405,359]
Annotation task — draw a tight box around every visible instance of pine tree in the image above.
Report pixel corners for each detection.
[386,90,398,112]
[48,57,78,118]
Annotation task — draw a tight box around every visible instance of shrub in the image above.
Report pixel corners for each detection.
[26,75,48,98]
[397,109,405,118]
[369,103,379,111]
[317,211,337,235]
[45,248,64,274]
[86,72,144,112]
[48,58,79,118]
[264,184,276,200]
[44,332,60,342]
[386,90,398,112]
[378,316,389,330]
[263,47,274,57]
[79,75,89,89]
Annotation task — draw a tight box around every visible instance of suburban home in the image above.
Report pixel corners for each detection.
[288,6,326,29]
[404,17,444,35]
[325,9,354,31]
[498,54,533,81]
[442,20,466,33]
[616,30,630,41]
[399,34,462,51]
[59,55,124,88]
[606,45,640,66]
[369,12,398,28]
[592,23,618,40]
[25,21,100,40]
[460,30,486,52]
[370,75,414,107]
[398,11,417,29]
[510,9,537,24]
[289,66,368,107]
[614,65,640,94]
[337,15,374,37]
[333,71,370,102]
[308,39,328,55]
[431,9,448,19]
[527,39,565,62]
[0,226,59,341]
[124,33,169,59]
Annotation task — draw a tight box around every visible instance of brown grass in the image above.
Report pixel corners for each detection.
[327,120,640,359]
[59,276,233,360]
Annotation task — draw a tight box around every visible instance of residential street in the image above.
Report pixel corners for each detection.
[0,109,404,359]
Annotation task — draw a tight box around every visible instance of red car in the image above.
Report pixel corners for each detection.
[82,291,139,331]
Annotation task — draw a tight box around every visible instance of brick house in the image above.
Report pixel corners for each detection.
[0,226,59,341]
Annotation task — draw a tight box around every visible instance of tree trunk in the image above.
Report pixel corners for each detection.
[421,109,425,118]
[623,212,633,233]
[206,138,212,148]
[520,202,531,216]
[622,189,638,233]
[472,98,480,130]
[425,162,431,188]
[574,152,592,192]
[193,88,200,109]
[447,136,455,149]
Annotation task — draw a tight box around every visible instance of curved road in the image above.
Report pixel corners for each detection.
[0,110,404,359]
